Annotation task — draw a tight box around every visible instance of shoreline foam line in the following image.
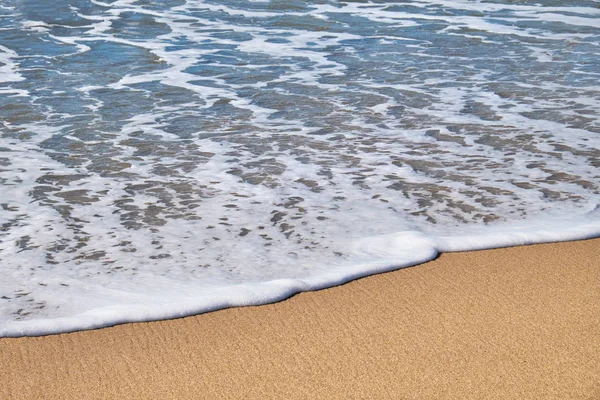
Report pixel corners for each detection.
[1,238,598,399]
[2,215,599,338]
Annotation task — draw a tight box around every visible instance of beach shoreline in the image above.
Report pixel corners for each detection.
[1,238,599,399]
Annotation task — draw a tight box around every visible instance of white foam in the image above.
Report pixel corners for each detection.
[0,45,25,84]
[1,213,598,337]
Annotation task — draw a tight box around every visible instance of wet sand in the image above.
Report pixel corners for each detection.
[1,238,599,399]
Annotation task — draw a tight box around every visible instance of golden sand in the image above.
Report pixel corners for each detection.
[1,238,599,399]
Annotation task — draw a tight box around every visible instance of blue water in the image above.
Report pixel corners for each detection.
[0,0,599,336]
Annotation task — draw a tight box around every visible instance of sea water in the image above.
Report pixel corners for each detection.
[0,0,598,337]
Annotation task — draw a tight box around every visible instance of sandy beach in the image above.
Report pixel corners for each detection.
[1,238,598,399]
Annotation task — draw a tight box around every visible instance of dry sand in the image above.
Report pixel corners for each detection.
[1,238,599,399]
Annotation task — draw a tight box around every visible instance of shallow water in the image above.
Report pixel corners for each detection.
[0,0,599,336]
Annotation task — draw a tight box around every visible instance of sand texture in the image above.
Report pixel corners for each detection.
[1,238,599,399]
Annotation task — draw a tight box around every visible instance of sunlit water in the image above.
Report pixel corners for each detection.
[1,0,599,336]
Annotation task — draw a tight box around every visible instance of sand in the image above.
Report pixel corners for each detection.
[1,238,599,399]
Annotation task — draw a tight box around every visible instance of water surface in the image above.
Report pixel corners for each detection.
[1,0,599,336]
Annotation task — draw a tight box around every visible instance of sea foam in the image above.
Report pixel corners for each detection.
[0,0,598,336]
